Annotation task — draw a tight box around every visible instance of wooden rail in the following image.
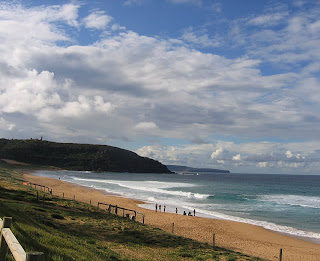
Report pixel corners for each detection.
[98,202,145,224]
[23,182,51,194]
[23,180,146,225]
[0,217,44,261]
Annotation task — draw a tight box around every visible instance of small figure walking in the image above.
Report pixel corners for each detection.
[155,203,158,212]
[175,207,178,214]
[193,209,196,216]
[164,206,166,212]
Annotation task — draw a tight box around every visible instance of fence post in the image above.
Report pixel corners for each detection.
[143,215,145,224]
[26,252,44,261]
[212,233,215,246]
[279,248,282,261]
[172,223,174,234]
[0,217,12,260]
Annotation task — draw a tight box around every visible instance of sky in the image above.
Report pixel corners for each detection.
[1,0,320,174]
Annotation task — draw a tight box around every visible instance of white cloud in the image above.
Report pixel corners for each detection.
[83,11,112,30]
[286,150,293,158]
[168,0,202,5]
[137,140,320,173]
[94,96,114,113]
[0,117,15,131]
[1,2,320,173]
[181,27,220,48]
[258,162,267,168]
[210,147,224,159]
[123,0,146,6]
[232,154,241,161]
[134,122,158,131]
[247,12,287,27]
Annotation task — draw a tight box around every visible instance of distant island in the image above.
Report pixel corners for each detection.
[0,138,172,173]
[167,165,230,174]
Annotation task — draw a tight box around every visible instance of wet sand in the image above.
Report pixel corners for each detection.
[23,173,320,261]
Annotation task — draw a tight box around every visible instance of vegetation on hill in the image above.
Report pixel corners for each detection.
[0,138,171,173]
[0,164,263,261]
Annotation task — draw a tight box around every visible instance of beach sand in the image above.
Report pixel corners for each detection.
[23,173,320,261]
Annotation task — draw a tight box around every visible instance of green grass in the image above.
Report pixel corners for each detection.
[0,163,265,261]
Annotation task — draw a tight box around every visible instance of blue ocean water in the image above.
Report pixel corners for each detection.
[34,171,320,242]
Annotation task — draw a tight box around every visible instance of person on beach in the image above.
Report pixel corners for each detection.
[183,211,186,215]
[188,211,192,216]
[175,208,178,214]
[155,203,158,212]
[164,206,166,212]
[193,209,196,216]
[159,205,161,211]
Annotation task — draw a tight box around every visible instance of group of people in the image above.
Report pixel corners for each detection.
[155,203,196,216]
[183,210,195,216]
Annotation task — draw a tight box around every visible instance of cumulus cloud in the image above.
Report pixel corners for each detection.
[83,11,112,30]
[134,122,158,131]
[1,2,320,173]
[137,141,320,173]
[0,117,15,131]
[232,154,241,161]
[210,147,225,159]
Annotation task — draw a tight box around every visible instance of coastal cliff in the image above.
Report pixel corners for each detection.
[0,138,172,173]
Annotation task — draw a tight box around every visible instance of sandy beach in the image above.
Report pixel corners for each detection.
[23,173,320,261]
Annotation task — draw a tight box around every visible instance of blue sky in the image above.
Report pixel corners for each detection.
[1,0,320,174]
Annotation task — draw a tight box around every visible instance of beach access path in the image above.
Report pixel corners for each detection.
[23,173,320,261]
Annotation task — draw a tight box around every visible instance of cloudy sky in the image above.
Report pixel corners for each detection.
[1,0,320,174]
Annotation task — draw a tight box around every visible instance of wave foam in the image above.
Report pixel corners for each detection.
[259,194,320,209]
[190,208,320,240]
[71,177,211,199]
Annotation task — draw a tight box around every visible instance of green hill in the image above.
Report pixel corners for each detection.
[0,138,171,173]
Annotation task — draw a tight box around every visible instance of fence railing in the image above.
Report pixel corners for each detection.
[98,202,145,223]
[0,217,44,261]
[23,180,146,225]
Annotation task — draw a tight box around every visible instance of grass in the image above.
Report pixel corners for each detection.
[0,162,265,261]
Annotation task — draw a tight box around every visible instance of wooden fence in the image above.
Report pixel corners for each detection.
[98,202,145,224]
[23,181,146,225]
[0,217,44,261]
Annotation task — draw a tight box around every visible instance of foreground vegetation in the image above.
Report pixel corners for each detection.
[0,163,263,261]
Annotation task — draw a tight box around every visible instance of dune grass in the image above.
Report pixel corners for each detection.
[0,163,264,261]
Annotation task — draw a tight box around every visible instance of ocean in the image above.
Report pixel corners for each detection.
[34,170,320,242]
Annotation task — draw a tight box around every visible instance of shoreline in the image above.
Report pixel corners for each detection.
[23,171,320,261]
